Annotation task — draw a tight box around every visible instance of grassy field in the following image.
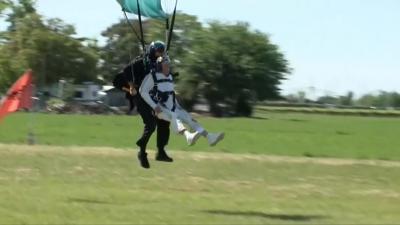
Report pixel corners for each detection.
[1,144,400,224]
[256,105,400,117]
[0,112,400,160]
[1,112,400,224]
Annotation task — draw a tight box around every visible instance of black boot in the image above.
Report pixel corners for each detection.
[137,151,150,169]
[155,149,173,162]
[136,141,150,169]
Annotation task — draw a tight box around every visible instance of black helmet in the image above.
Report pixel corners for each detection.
[148,41,165,60]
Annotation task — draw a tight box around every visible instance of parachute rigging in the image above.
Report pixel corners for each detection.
[116,0,178,52]
[136,0,145,51]
[166,0,178,51]
[118,0,168,19]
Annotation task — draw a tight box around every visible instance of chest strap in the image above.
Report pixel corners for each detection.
[150,71,176,112]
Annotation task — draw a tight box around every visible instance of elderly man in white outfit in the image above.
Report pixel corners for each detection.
[139,56,224,146]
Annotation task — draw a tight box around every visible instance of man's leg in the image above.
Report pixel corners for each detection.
[136,97,156,169]
[157,108,199,145]
[157,109,185,134]
[175,108,224,146]
[155,119,173,162]
[175,108,205,134]
[126,93,136,114]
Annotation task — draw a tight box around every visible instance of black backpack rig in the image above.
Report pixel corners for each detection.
[113,55,149,92]
[112,55,150,112]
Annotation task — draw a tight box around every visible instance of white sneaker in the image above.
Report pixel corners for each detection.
[186,131,201,146]
[207,132,225,146]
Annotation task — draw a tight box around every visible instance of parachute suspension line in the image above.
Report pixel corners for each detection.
[121,10,140,85]
[165,18,169,46]
[117,0,142,49]
[122,10,142,46]
[166,0,178,51]
[136,0,146,52]
[128,45,135,88]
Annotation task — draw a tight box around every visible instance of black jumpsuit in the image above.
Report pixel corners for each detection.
[131,57,170,154]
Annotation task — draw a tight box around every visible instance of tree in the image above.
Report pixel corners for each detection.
[182,22,290,116]
[357,94,376,107]
[0,0,11,14]
[390,92,400,108]
[339,91,354,106]
[356,91,400,108]
[317,95,339,105]
[99,19,143,83]
[5,0,36,31]
[145,13,202,62]
[0,0,99,93]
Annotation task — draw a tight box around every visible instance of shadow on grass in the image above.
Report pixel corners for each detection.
[250,116,269,120]
[67,197,120,205]
[285,118,308,122]
[336,130,352,135]
[202,210,328,222]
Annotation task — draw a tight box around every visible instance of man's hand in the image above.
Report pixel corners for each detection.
[129,86,137,96]
[153,105,162,115]
[123,84,137,96]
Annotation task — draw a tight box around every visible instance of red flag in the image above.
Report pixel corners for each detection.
[0,70,33,122]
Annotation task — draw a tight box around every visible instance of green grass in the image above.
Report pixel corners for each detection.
[1,112,400,160]
[256,105,400,117]
[1,112,399,224]
[1,144,399,224]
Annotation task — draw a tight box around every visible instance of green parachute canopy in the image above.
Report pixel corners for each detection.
[117,0,167,19]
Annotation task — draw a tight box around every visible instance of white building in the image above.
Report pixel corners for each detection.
[98,86,127,107]
[73,82,102,102]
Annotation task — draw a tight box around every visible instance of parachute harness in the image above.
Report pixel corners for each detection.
[150,70,176,112]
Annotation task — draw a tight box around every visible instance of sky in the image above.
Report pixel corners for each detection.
[16,0,400,98]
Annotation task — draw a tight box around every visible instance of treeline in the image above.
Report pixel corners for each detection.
[2,0,290,117]
[287,91,400,109]
[0,0,100,88]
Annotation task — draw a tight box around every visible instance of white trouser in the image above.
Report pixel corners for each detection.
[157,105,205,134]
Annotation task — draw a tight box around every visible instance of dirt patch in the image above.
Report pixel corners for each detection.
[1,143,400,168]
[15,167,34,174]
[183,151,400,168]
[0,144,131,157]
[351,189,400,198]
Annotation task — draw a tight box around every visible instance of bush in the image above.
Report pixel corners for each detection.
[46,98,66,112]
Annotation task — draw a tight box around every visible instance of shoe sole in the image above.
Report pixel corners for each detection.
[138,160,150,169]
[156,158,174,163]
[137,153,150,169]
[210,132,225,146]
[188,132,202,146]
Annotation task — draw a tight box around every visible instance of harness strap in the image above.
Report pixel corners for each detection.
[157,79,173,83]
[158,91,175,95]
[151,70,158,87]
[171,91,176,112]
[150,71,176,111]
